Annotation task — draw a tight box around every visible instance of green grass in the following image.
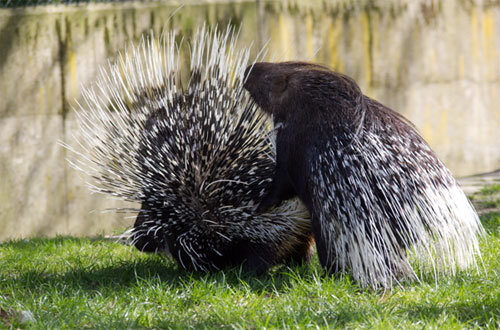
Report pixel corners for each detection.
[471,183,500,209]
[479,184,500,196]
[1,188,500,328]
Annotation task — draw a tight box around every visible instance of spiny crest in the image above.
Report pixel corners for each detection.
[69,25,257,202]
[67,25,312,272]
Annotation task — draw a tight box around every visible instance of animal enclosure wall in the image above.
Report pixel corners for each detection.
[1,0,499,239]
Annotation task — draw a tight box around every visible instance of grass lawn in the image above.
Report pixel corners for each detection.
[1,186,499,328]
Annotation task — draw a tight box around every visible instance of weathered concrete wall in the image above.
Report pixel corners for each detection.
[1,0,499,239]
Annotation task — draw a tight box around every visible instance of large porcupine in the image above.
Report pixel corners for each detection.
[244,61,484,288]
[67,27,314,273]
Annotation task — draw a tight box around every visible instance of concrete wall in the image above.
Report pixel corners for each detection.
[1,0,499,239]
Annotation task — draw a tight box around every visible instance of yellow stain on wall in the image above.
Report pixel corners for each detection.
[422,104,433,142]
[471,7,480,61]
[429,49,437,68]
[482,10,495,79]
[67,185,74,202]
[328,19,344,72]
[278,14,292,59]
[69,49,77,97]
[458,55,465,79]
[482,10,494,39]
[306,14,314,60]
[45,171,50,202]
[268,14,277,59]
[371,11,379,71]
[361,11,372,86]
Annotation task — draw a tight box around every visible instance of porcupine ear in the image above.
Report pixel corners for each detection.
[270,74,288,95]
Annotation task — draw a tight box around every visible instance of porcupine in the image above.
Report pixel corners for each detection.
[243,61,484,288]
[66,27,314,273]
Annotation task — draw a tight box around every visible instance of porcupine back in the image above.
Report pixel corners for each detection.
[67,26,313,272]
[311,95,483,287]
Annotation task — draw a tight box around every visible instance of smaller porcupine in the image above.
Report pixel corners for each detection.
[67,27,313,273]
[244,61,484,288]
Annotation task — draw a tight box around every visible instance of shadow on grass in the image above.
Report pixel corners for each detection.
[0,235,322,294]
[402,298,500,327]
